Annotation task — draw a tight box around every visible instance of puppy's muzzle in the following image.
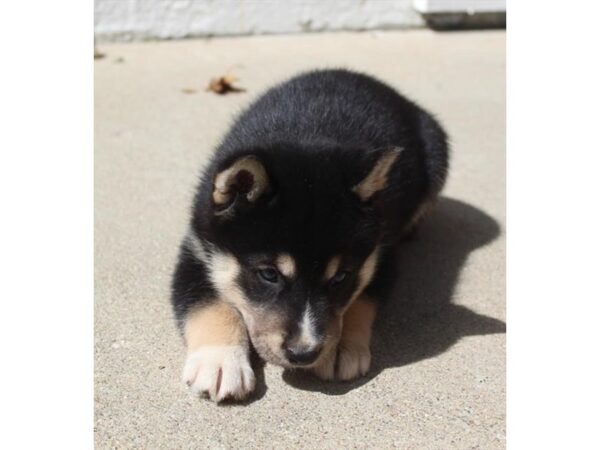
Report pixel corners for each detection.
[283,343,322,366]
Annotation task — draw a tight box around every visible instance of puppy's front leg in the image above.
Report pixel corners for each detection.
[311,296,377,381]
[335,296,377,380]
[182,301,255,402]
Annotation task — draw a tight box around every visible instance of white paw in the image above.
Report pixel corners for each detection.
[182,345,255,403]
[335,341,371,381]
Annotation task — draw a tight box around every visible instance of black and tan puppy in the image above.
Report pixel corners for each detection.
[171,69,448,402]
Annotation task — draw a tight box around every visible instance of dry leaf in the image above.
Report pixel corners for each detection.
[182,88,197,94]
[94,47,105,60]
[114,57,125,64]
[206,74,245,95]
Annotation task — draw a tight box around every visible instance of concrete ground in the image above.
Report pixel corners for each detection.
[95,30,505,449]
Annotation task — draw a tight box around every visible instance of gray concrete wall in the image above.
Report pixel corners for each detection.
[95,0,425,41]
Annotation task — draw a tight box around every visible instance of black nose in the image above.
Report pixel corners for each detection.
[284,346,321,365]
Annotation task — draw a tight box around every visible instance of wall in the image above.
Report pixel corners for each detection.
[94,0,425,41]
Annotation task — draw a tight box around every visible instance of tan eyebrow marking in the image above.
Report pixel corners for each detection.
[276,253,296,278]
[324,255,341,281]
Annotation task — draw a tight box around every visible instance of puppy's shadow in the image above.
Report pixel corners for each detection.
[283,197,506,394]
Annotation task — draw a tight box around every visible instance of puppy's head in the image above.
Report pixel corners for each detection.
[196,147,399,368]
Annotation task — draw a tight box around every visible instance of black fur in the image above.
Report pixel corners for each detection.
[171,69,448,351]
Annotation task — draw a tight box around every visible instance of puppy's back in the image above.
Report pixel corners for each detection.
[225,69,427,149]
[205,69,449,243]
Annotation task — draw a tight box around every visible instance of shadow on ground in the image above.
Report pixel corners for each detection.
[282,197,505,395]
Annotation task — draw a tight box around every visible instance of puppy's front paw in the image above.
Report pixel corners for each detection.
[310,340,371,381]
[310,350,336,380]
[335,340,371,381]
[182,345,255,403]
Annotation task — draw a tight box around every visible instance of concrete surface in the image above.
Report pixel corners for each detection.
[95,30,505,449]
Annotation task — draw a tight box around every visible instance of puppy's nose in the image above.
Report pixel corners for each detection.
[284,345,321,366]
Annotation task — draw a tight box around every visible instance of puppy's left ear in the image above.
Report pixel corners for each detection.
[353,148,402,201]
[212,155,271,213]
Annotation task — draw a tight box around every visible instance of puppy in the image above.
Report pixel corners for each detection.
[171,69,448,402]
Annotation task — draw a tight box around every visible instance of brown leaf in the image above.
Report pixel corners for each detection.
[181,88,197,94]
[206,74,245,95]
[94,47,105,60]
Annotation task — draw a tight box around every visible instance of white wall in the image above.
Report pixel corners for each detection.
[94,0,425,41]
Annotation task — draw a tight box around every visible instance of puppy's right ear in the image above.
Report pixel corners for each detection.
[212,155,271,214]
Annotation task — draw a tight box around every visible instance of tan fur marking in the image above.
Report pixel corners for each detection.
[213,155,270,205]
[208,252,248,311]
[345,246,380,311]
[185,230,208,263]
[404,196,436,233]
[276,253,296,278]
[243,307,290,366]
[353,149,401,201]
[324,255,341,281]
[341,296,377,345]
[184,302,248,352]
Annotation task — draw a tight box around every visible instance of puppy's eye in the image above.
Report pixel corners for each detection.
[257,267,280,283]
[330,271,350,286]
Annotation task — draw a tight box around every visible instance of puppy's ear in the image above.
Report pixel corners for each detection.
[353,148,402,201]
[212,155,271,213]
